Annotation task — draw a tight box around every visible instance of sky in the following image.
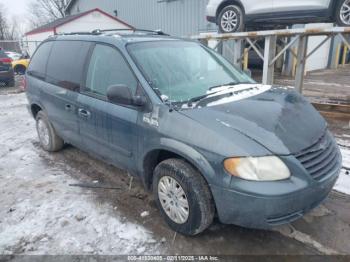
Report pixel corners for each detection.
[0,0,34,32]
[0,0,33,17]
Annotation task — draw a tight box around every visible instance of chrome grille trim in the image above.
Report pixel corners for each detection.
[294,132,340,181]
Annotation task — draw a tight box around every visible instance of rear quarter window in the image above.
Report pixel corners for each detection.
[46,41,91,91]
[28,41,53,79]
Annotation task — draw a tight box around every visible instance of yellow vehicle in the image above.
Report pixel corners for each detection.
[12,58,30,75]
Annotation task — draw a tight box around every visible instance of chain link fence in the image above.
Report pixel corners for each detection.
[0,40,42,56]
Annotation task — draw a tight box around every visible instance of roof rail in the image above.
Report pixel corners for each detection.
[91,28,169,36]
[58,29,169,37]
[59,31,97,36]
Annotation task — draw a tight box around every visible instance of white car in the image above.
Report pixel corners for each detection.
[206,0,350,33]
[5,51,22,61]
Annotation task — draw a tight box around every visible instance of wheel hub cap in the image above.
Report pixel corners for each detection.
[221,10,238,32]
[158,176,189,224]
[37,119,50,146]
[341,0,350,25]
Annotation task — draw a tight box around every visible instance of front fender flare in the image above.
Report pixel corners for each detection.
[140,138,217,187]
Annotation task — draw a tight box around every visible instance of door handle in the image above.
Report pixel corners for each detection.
[65,104,73,111]
[78,108,91,118]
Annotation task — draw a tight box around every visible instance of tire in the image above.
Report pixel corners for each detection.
[36,111,64,152]
[153,158,215,236]
[336,0,350,27]
[218,5,244,33]
[14,65,26,75]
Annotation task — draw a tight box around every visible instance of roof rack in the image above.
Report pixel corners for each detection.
[91,28,169,36]
[59,31,95,36]
[59,28,169,37]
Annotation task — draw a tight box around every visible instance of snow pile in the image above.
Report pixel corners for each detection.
[0,93,160,255]
[334,138,350,195]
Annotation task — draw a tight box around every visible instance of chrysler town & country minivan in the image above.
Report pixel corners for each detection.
[26,30,342,235]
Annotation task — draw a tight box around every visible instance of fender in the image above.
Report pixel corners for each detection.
[140,138,217,187]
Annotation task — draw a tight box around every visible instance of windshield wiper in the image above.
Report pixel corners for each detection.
[209,81,254,91]
[209,82,238,91]
[187,90,232,108]
[187,86,257,108]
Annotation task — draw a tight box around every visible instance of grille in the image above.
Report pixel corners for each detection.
[294,131,340,181]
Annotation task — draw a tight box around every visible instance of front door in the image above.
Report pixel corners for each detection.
[78,43,140,171]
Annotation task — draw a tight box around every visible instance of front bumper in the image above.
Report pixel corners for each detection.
[210,156,341,229]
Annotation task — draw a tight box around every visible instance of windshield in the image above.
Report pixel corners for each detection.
[127,41,255,103]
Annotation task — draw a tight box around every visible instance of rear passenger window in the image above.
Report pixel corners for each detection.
[46,41,91,91]
[28,41,53,79]
[85,44,137,97]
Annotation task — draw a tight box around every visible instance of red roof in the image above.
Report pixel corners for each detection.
[26,8,134,36]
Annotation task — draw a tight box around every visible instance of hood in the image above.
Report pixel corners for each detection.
[180,85,326,155]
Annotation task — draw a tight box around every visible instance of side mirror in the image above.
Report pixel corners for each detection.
[107,84,146,107]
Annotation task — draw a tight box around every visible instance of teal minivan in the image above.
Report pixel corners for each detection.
[26,30,342,235]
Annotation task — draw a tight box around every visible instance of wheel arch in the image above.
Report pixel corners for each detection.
[216,0,245,23]
[141,139,216,190]
[30,103,43,118]
[14,64,26,70]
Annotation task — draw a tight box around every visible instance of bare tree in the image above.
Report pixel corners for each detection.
[7,18,21,40]
[28,0,69,28]
[0,4,9,40]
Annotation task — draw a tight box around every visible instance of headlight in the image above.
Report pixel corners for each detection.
[224,156,290,181]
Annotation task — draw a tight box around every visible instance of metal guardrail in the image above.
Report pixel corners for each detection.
[192,27,350,93]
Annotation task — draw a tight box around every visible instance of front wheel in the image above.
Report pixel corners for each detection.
[218,5,244,33]
[336,0,350,26]
[153,159,215,236]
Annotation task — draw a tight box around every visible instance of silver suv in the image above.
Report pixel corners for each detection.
[206,0,350,33]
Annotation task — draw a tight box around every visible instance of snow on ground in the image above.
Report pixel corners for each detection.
[334,137,350,195]
[0,94,160,255]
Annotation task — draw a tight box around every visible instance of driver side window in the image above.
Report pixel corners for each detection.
[85,44,137,97]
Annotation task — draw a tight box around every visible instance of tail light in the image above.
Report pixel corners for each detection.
[0,57,13,64]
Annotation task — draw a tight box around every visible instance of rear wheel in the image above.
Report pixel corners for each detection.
[36,111,64,152]
[336,0,350,26]
[218,5,244,33]
[153,158,215,236]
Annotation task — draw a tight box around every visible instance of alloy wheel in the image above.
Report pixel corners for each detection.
[340,0,350,25]
[221,9,238,33]
[37,119,50,147]
[158,176,189,224]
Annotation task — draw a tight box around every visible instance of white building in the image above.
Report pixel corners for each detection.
[24,8,133,55]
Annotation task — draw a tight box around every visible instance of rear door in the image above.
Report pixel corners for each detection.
[78,43,140,170]
[273,0,330,13]
[41,40,91,146]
